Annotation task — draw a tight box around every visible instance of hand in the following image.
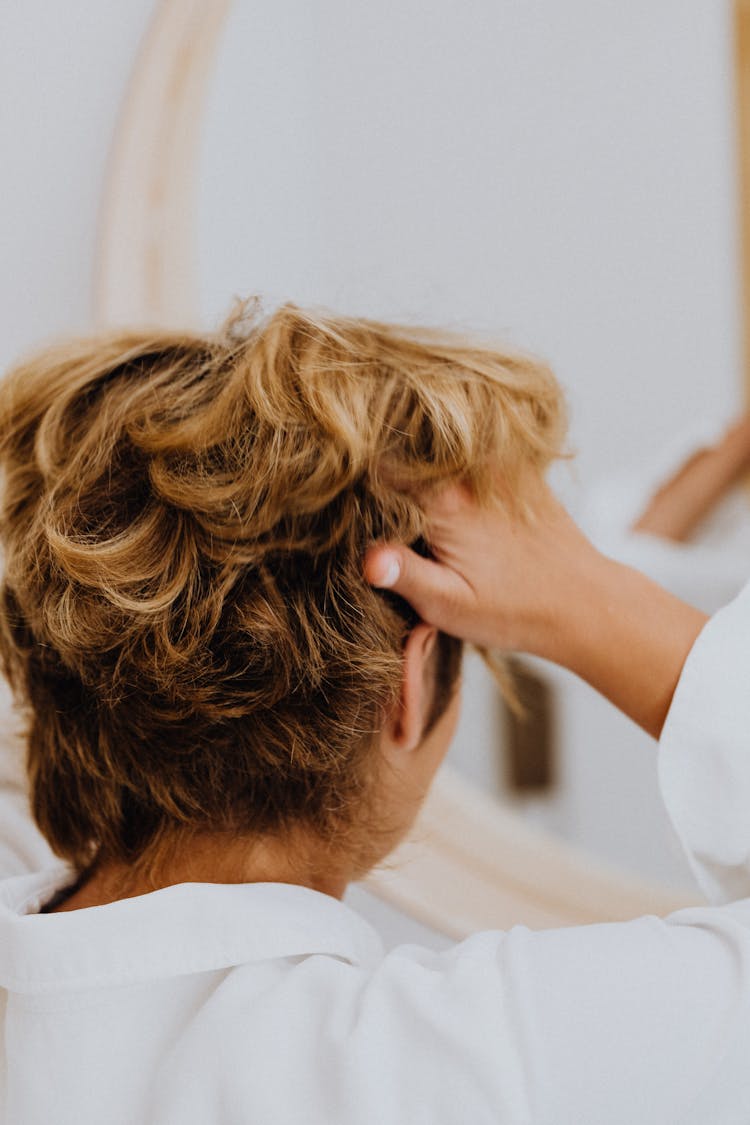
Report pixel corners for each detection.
[364,470,601,659]
[364,472,708,737]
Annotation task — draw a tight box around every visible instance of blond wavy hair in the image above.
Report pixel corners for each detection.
[0,299,566,877]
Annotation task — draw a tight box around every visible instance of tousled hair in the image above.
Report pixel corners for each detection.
[0,299,566,878]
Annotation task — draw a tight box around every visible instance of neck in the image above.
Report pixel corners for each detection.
[51,830,351,912]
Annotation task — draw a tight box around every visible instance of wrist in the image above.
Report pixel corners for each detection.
[526,552,708,737]
[523,541,613,667]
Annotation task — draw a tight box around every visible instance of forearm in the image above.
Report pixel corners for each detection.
[632,417,750,542]
[536,553,708,738]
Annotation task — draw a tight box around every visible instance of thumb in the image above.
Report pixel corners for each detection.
[363,542,461,632]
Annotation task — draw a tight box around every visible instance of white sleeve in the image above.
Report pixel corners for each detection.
[478,579,750,1123]
[499,901,750,1123]
[359,585,750,1122]
[0,674,56,876]
[657,575,750,904]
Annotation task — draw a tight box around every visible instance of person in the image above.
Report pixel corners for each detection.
[0,300,747,1124]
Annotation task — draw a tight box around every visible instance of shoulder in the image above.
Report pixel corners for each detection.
[196,929,531,1121]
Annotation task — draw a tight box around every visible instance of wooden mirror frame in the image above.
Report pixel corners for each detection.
[93,0,698,936]
[735,0,750,398]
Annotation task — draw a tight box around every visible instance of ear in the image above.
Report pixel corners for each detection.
[388,623,438,752]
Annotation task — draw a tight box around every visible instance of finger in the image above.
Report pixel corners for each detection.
[363,542,468,633]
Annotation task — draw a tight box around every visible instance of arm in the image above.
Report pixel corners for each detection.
[631,414,750,542]
[365,478,750,1119]
[540,554,706,739]
[515,590,750,1119]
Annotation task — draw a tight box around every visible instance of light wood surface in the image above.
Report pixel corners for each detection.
[94,0,232,330]
[93,0,703,936]
[365,765,695,936]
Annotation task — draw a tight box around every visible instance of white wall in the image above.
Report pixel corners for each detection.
[199,0,742,484]
[0,2,155,367]
[0,1,743,908]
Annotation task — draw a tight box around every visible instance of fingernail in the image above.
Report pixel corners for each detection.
[382,558,401,587]
[373,556,400,588]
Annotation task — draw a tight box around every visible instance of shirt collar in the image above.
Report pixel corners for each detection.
[0,866,385,995]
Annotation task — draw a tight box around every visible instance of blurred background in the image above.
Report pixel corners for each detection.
[2,0,748,940]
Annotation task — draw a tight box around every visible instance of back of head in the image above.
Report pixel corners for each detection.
[0,300,566,876]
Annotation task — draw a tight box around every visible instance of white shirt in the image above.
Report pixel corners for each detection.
[3,584,750,1122]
